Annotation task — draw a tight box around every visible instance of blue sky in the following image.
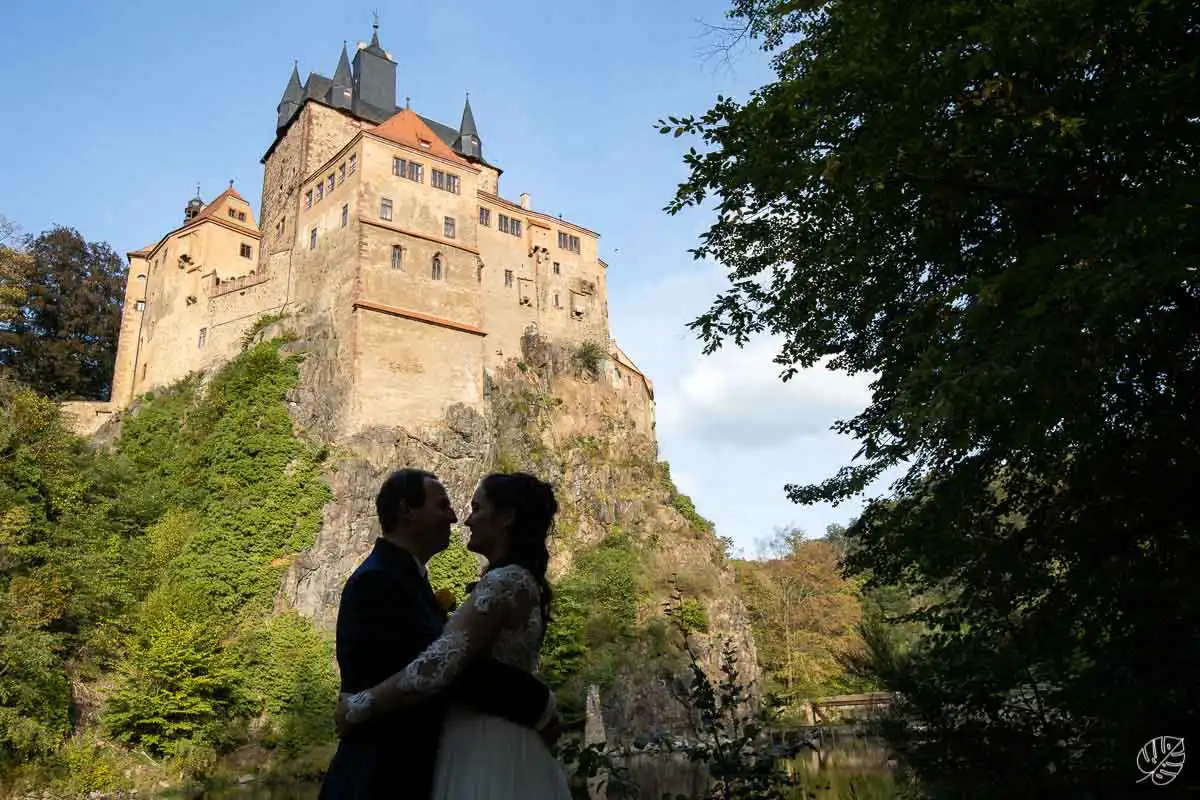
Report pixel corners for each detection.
[1,0,896,557]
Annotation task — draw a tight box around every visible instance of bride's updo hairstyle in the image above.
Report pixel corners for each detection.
[479,472,557,637]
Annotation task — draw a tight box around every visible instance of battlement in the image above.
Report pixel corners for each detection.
[208,269,271,298]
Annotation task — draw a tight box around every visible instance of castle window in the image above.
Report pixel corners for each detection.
[510,219,522,237]
[554,293,561,308]
[240,243,252,259]
[498,214,510,234]
[341,204,348,228]
[557,231,581,253]
[348,154,357,175]
[228,208,237,219]
[431,254,443,281]
[310,227,318,250]
[504,269,513,288]
[479,207,491,226]
[391,245,402,269]
[316,183,324,202]
[327,174,335,194]
[137,274,146,282]
[380,198,393,222]
[198,328,207,348]
[135,300,145,311]
[394,158,423,183]
[444,216,456,239]
[553,262,561,275]
[305,189,313,209]
[142,363,148,379]
[338,163,346,184]
[432,170,460,194]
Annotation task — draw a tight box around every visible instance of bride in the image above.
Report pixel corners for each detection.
[335,472,572,799]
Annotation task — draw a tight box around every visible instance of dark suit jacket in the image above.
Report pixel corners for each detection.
[319,538,552,799]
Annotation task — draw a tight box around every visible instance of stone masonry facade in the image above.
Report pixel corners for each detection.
[62,22,655,440]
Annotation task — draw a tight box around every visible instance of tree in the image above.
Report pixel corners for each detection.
[663,0,1199,794]
[0,224,126,400]
[735,536,860,707]
[427,530,482,604]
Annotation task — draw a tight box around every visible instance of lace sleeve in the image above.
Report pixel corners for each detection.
[380,565,539,703]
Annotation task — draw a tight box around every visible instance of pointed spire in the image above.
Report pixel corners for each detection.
[454,93,483,161]
[333,43,352,86]
[330,42,354,109]
[370,10,381,47]
[276,61,303,129]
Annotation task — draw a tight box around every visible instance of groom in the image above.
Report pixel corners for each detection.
[319,468,560,799]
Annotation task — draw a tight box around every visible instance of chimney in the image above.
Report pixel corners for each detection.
[519,192,530,210]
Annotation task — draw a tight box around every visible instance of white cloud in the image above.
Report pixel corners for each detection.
[659,337,872,448]
[605,263,897,553]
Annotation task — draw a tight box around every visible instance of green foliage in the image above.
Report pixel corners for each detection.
[570,340,607,378]
[101,338,332,754]
[0,224,126,400]
[0,336,336,780]
[239,611,338,755]
[539,532,645,722]
[104,582,252,755]
[427,531,481,604]
[667,597,710,635]
[665,0,1200,793]
[240,312,291,350]
[0,378,149,765]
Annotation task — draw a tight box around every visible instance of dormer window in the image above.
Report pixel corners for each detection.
[419,139,432,150]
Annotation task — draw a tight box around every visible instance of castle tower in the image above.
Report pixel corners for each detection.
[183,186,204,222]
[352,18,396,118]
[453,94,483,162]
[275,63,303,131]
[329,44,353,111]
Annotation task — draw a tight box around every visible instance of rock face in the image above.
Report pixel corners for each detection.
[279,332,758,740]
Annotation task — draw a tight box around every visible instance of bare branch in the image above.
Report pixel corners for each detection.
[693,15,754,75]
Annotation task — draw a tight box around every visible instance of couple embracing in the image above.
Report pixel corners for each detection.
[319,468,572,799]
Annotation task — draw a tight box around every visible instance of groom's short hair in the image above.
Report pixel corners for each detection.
[377,468,439,534]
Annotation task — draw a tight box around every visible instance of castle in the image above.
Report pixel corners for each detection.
[65,21,654,439]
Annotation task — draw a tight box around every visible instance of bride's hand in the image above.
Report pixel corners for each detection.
[334,691,364,736]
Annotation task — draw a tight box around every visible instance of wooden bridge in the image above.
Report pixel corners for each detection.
[766,692,893,753]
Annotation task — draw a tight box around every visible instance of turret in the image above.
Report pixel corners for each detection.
[352,17,396,115]
[329,44,353,110]
[276,62,303,130]
[184,185,204,222]
[453,94,483,161]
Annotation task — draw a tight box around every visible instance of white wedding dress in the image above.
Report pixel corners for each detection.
[394,564,572,799]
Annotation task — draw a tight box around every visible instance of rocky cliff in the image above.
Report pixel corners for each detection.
[278,328,758,741]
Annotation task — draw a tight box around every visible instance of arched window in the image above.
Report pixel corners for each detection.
[432,253,443,281]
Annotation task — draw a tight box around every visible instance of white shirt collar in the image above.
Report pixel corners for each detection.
[411,553,429,581]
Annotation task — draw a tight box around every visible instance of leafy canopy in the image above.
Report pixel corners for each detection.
[663,0,1199,793]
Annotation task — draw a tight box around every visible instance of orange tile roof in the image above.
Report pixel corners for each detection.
[371,109,470,166]
[194,186,257,229]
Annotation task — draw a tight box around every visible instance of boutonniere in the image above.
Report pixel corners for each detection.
[434,587,458,614]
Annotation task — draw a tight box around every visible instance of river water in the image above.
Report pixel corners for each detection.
[195,736,898,800]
